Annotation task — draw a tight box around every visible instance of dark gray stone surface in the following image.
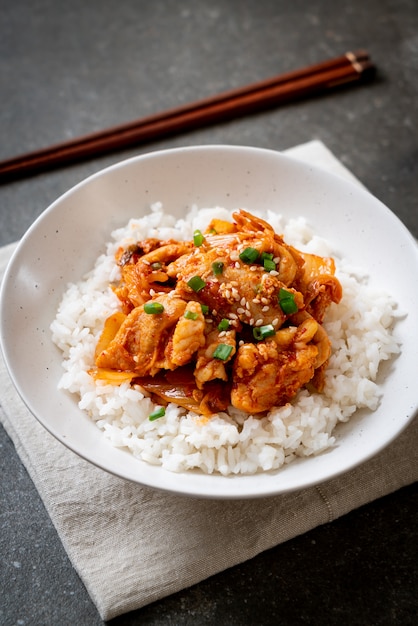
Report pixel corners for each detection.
[0,1,417,624]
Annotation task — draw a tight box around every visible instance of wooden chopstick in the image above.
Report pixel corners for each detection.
[0,51,374,183]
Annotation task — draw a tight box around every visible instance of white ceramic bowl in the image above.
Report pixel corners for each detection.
[1,145,417,498]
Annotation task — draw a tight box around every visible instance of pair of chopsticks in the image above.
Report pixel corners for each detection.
[0,50,374,183]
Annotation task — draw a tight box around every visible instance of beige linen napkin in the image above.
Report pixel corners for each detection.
[0,140,417,621]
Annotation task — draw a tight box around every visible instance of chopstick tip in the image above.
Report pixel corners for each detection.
[345,50,375,80]
[345,49,370,63]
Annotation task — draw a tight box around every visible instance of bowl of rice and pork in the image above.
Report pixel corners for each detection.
[1,145,417,498]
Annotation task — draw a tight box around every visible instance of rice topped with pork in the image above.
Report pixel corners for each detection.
[50,204,400,475]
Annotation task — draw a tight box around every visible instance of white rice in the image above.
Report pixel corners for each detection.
[50,203,401,475]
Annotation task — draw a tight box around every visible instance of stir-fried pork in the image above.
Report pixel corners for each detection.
[92,210,342,415]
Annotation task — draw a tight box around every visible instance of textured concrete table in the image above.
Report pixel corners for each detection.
[1,1,417,624]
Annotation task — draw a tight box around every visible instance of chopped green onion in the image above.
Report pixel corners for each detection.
[200,304,209,314]
[151,261,162,270]
[187,276,206,292]
[239,247,260,264]
[278,288,298,314]
[212,261,224,275]
[193,229,205,247]
[149,406,166,421]
[263,258,277,272]
[261,252,275,271]
[144,302,165,314]
[253,324,276,341]
[184,310,199,321]
[213,344,233,360]
[217,318,230,331]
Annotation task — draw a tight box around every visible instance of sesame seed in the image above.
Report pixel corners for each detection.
[212,309,217,316]
[229,312,238,319]
[142,259,150,265]
[235,261,240,269]
[272,318,279,326]
[225,289,231,299]
[262,305,270,312]
[218,331,226,337]
[240,297,246,306]
[149,288,156,296]
[270,270,279,276]
[261,297,269,305]
[237,307,245,314]
[239,340,244,346]
[273,256,280,263]
[230,281,239,287]
[249,318,254,325]
[252,298,260,304]
[245,310,251,318]
[249,266,258,272]
[230,252,239,261]
[255,318,264,326]
[245,301,250,310]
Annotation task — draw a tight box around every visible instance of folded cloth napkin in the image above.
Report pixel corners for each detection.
[0,140,417,621]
